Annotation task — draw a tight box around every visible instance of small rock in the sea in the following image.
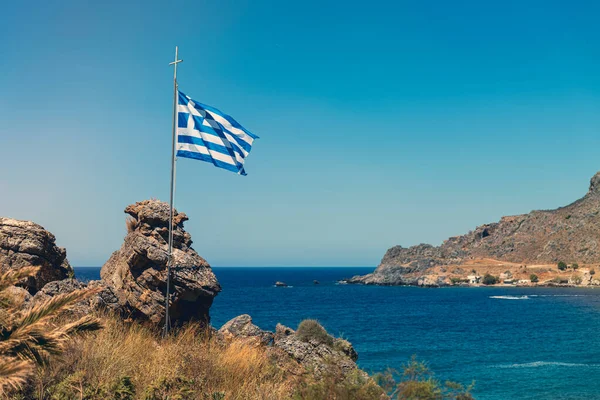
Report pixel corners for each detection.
[313,280,320,284]
[275,281,288,287]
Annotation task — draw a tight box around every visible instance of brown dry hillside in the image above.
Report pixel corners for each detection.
[350,172,600,286]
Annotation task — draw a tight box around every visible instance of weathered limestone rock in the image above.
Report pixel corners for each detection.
[100,200,221,326]
[219,314,274,345]
[273,323,365,379]
[0,218,73,293]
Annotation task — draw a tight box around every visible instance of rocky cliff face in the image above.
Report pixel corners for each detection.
[350,172,600,286]
[0,218,73,293]
[100,200,221,325]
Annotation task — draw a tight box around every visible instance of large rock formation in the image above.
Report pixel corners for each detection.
[349,171,600,286]
[0,218,73,293]
[100,200,221,325]
[218,315,370,382]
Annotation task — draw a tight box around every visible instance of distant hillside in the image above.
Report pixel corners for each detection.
[349,172,600,286]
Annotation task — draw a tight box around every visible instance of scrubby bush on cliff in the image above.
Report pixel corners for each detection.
[373,356,474,400]
[558,261,567,271]
[572,263,579,270]
[296,319,334,347]
[591,269,596,275]
[293,366,384,400]
[482,274,498,285]
[0,268,101,397]
[530,274,539,283]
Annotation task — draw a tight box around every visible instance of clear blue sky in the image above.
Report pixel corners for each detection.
[1,0,599,267]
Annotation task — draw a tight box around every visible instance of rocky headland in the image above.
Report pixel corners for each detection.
[0,200,381,398]
[347,171,600,287]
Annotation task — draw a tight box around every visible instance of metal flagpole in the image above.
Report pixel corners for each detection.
[165,46,183,336]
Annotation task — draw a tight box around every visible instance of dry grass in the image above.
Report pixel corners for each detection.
[125,217,139,233]
[27,314,298,399]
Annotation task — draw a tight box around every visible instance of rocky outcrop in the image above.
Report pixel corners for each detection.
[219,314,274,345]
[100,200,221,326]
[219,316,367,381]
[349,172,600,286]
[0,218,73,293]
[273,323,365,379]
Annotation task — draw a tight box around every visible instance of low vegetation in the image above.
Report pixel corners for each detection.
[450,277,468,285]
[0,268,101,396]
[374,355,474,400]
[558,261,567,271]
[530,274,539,283]
[482,274,498,285]
[16,315,297,399]
[295,319,334,347]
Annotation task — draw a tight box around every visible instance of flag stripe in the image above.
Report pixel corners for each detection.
[175,90,257,175]
[177,150,240,173]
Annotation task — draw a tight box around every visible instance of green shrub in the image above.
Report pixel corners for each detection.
[294,363,384,400]
[482,274,498,285]
[530,274,539,283]
[296,319,334,347]
[571,275,582,285]
[551,277,568,284]
[558,261,567,271]
[374,356,475,400]
[572,263,579,270]
[591,269,596,276]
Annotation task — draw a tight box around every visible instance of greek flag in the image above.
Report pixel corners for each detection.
[176,90,258,175]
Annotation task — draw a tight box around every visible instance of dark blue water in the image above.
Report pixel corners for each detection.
[75,266,600,400]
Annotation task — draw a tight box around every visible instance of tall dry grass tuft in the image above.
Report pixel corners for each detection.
[29,314,297,399]
[0,268,102,397]
[125,217,139,233]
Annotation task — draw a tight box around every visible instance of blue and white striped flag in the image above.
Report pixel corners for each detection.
[176,90,258,175]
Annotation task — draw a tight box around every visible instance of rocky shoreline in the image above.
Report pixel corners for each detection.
[0,200,377,394]
[348,172,600,288]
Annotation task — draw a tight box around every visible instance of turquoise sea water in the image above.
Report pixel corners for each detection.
[75,266,600,400]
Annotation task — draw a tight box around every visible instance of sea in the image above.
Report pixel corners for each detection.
[74,266,600,400]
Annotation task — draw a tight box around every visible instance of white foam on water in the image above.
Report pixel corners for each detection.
[494,361,600,369]
[489,295,530,300]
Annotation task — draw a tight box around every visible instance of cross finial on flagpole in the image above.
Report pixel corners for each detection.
[169,46,183,81]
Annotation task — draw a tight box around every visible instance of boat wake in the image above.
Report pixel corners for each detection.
[489,295,529,300]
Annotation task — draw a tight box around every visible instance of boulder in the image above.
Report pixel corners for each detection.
[100,200,221,326]
[0,218,73,293]
[32,278,93,315]
[219,314,274,345]
[4,286,33,308]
